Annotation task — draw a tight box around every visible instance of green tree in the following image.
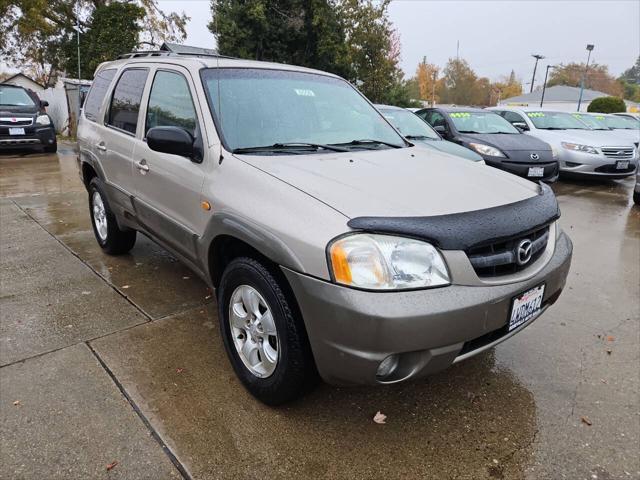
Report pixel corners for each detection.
[61,2,144,79]
[587,96,627,114]
[547,62,623,97]
[437,58,480,105]
[0,0,187,83]
[619,56,640,84]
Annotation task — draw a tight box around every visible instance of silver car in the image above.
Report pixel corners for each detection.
[491,107,638,178]
[77,52,572,404]
[573,112,640,147]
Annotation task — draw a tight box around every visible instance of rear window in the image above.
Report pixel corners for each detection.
[84,69,116,122]
[107,68,148,135]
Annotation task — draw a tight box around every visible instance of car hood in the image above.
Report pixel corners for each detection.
[236,147,539,218]
[0,105,39,115]
[530,128,636,147]
[416,139,483,161]
[457,132,551,152]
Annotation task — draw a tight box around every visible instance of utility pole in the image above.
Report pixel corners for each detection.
[530,54,545,93]
[456,40,459,60]
[540,65,556,108]
[577,44,595,111]
[431,69,437,107]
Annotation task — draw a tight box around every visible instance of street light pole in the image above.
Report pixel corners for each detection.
[540,65,556,108]
[577,44,595,111]
[530,54,545,93]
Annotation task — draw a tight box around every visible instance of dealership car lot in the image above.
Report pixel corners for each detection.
[1,144,638,479]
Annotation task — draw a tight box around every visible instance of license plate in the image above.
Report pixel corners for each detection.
[616,160,629,170]
[528,166,544,177]
[509,284,545,331]
[9,128,25,135]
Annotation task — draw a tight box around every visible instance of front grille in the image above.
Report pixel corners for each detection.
[0,117,33,126]
[595,163,636,174]
[467,226,549,278]
[601,147,635,159]
[0,138,40,145]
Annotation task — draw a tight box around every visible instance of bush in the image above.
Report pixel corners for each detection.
[587,96,627,113]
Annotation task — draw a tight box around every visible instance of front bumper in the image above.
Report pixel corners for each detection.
[0,125,56,149]
[558,149,638,178]
[283,232,572,385]
[484,157,559,182]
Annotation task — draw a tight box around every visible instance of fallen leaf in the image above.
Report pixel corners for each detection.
[81,291,91,295]
[600,379,607,384]
[106,461,118,471]
[121,285,130,289]
[176,368,185,374]
[373,411,387,424]
[13,400,20,406]
[606,349,612,355]
[581,416,592,426]
[606,335,615,342]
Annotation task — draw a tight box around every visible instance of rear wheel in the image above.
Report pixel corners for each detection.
[217,257,317,405]
[88,178,136,254]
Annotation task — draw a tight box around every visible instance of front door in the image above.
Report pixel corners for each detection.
[131,66,208,262]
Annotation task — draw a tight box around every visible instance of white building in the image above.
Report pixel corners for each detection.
[499,85,639,113]
[1,73,46,92]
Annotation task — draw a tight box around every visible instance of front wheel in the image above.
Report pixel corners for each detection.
[88,178,136,255]
[217,257,317,405]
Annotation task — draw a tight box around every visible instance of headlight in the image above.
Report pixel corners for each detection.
[468,143,506,157]
[561,142,598,154]
[551,146,559,160]
[36,115,51,126]
[328,234,450,290]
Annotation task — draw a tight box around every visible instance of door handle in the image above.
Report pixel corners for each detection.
[135,159,149,174]
[96,142,107,152]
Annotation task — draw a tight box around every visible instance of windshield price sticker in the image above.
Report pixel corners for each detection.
[527,112,545,118]
[450,112,471,118]
[294,88,315,97]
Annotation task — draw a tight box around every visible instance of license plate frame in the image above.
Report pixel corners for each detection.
[615,160,629,170]
[528,166,545,177]
[508,284,545,332]
[9,127,25,135]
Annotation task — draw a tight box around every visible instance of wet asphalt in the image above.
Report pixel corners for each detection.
[0,143,638,480]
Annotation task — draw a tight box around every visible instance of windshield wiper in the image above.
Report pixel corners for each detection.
[457,130,483,134]
[233,142,348,154]
[404,135,436,140]
[540,127,566,130]
[332,139,404,149]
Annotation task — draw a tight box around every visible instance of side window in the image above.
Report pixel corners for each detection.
[502,111,526,125]
[428,111,447,129]
[84,69,116,122]
[107,69,148,135]
[145,70,197,137]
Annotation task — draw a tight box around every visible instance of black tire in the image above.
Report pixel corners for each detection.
[217,257,317,405]
[43,141,57,153]
[88,178,136,255]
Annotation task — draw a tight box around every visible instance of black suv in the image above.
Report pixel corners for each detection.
[0,84,57,153]
[416,107,558,182]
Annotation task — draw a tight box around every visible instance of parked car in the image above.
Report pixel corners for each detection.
[77,52,572,404]
[0,84,57,153]
[415,107,559,182]
[375,104,483,162]
[491,107,638,179]
[572,113,640,147]
[613,112,640,123]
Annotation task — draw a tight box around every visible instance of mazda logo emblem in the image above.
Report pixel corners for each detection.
[516,239,533,265]
[530,153,539,160]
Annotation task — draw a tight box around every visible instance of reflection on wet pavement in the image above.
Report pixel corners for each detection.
[1,144,638,479]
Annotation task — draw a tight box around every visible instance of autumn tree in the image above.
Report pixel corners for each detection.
[547,62,623,97]
[437,58,481,105]
[0,0,188,83]
[415,57,439,105]
[491,69,523,104]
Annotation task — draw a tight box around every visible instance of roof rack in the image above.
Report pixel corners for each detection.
[117,50,235,60]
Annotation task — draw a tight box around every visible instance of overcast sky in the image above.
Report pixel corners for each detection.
[157,0,639,87]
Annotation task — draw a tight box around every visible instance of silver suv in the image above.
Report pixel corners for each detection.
[77,52,572,404]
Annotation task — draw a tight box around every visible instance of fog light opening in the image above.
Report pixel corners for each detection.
[376,354,400,380]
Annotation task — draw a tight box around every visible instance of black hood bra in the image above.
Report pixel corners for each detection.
[347,182,560,251]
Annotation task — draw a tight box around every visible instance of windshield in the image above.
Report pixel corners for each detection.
[572,114,610,130]
[378,108,440,140]
[448,111,519,134]
[0,86,36,107]
[200,68,406,152]
[604,115,639,130]
[526,111,589,130]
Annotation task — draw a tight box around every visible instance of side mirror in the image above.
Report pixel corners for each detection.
[40,100,49,108]
[434,125,447,135]
[513,122,529,131]
[147,126,194,158]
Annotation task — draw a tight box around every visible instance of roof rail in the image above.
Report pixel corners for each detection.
[117,50,235,60]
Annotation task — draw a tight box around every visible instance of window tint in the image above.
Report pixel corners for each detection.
[0,86,36,107]
[502,111,526,124]
[107,69,148,134]
[84,69,116,122]
[146,70,197,136]
[425,111,447,129]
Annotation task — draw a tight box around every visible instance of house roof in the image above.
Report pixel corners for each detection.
[503,85,610,103]
[1,72,46,90]
[160,42,218,56]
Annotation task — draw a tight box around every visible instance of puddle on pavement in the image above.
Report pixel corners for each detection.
[91,307,537,480]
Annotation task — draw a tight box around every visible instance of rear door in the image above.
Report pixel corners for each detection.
[131,66,208,262]
[100,68,150,210]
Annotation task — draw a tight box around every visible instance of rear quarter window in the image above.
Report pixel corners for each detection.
[107,68,149,135]
[83,69,116,122]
